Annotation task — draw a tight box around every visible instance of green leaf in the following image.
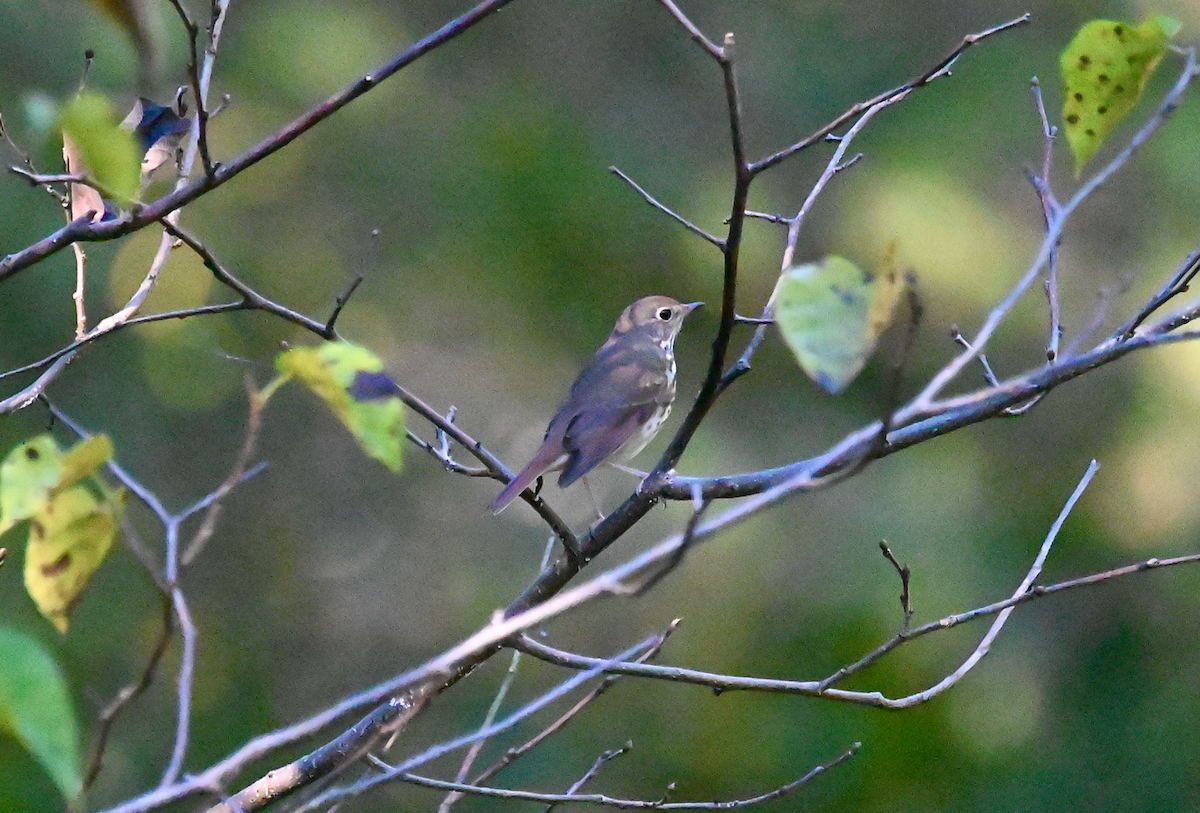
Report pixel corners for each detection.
[1060,16,1180,175]
[0,434,114,536]
[24,486,124,634]
[773,256,905,394]
[0,627,82,801]
[276,342,406,472]
[58,92,141,203]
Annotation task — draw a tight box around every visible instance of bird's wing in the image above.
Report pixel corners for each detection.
[568,342,671,407]
[554,344,670,487]
[558,402,657,488]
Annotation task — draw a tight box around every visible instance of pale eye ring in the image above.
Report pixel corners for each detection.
[657,307,673,321]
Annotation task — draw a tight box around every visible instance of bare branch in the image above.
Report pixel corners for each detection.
[48,403,263,790]
[0,0,519,284]
[84,595,174,790]
[903,48,1198,416]
[181,378,267,564]
[324,275,364,335]
[1114,245,1200,340]
[610,166,724,248]
[466,621,678,797]
[437,648,525,813]
[749,14,1030,175]
[393,740,857,809]
[0,352,78,414]
[1027,76,1062,362]
[290,639,656,812]
[654,0,723,59]
[548,744,632,810]
[160,220,334,336]
[165,0,215,177]
[878,540,912,632]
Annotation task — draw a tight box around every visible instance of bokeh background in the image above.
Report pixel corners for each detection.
[2,0,1200,810]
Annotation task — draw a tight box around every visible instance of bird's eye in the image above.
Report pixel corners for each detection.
[657,307,673,321]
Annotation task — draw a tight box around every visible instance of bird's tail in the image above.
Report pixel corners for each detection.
[490,445,563,514]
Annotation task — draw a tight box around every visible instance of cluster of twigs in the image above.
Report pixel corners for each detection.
[3,0,1200,811]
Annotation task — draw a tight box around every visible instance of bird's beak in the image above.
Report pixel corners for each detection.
[685,301,703,313]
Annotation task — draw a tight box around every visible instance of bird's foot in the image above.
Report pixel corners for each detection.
[636,467,676,497]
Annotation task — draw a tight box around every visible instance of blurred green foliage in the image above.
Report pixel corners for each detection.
[2,0,1200,811]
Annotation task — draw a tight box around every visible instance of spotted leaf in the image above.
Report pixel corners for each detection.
[1060,16,1180,175]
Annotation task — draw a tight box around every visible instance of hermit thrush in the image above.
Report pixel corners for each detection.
[490,296,701,514]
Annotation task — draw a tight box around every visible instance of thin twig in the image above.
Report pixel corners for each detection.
[166,0,215,177]
[83,595,174,789]
[47,403,263,790]
[434,538,557,813]
[159,219,332,336]
[409,430,490,476]
[0,352,78,413]
[1028,77,1062,362]
[393,741,856,809]
[654,0,723,57]
[878,541,912,632]
[545,744,631,811]
[482,620,679,792]
[632,491,709,594]
[161,587,197,786]
[435,650,524,813]
[181,378,266,564]
[0,113,66,205]
[636,0,748,536]
[610,166,725,248]
[350,372,578,552]
[749,14,1030,174]
[1113,245,1200,340]
[324,275,364,335]
[519,551,1200,707]
[949,327,999,386]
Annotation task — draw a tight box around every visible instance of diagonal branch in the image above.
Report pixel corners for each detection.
[749,14,1030,175]
[0,0,520,284]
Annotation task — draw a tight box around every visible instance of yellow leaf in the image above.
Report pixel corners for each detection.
[24,486,124,634]
[774,256,906,394]
[0,435,114,536]
[1060,16,1180,175]
[275,342,406,472]
[55,435,114,495]
[0,437,64,537]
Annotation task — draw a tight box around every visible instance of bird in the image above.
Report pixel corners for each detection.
[490,296,701,514]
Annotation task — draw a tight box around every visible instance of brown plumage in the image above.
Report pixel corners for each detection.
[490,296,701,514]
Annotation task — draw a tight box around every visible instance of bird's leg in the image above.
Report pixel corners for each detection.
[609,462,649,478]
[581,476,605,522]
